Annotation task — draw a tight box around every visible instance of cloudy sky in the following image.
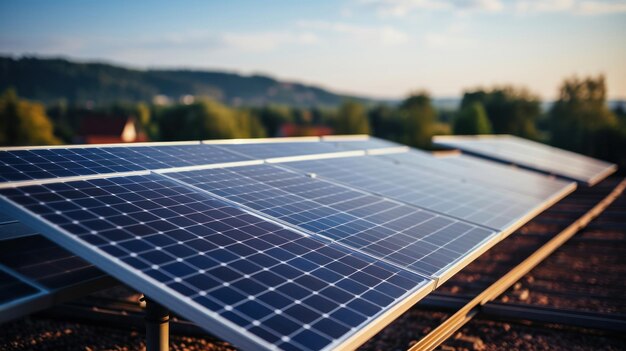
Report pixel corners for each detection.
[1,0,625,100]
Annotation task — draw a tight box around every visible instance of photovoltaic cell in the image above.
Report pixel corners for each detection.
[214,142,341,160]
[433,135,617,185]
[0,144,250,182]
[167,165,496,278]
[0,174,430,351]
[323,137,403,151]
[0,235,105,290]
[279,156,545,231]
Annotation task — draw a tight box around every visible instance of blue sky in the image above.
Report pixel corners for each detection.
[1,0,625,100]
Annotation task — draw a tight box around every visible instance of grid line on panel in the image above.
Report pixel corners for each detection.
[0,235,103,290]
[0,174,429,351]
[167,164,496,278]
[0,144,250,182]
[280,155,542,231]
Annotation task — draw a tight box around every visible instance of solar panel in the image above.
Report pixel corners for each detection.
[0,143,251,183]
[321,136,404,151]
[211,141,342,160]
[0,270,40,305]
[277,155,555,232]
[0,233,114,323]
[436,153,576,199]
[166,164,497,279]
[383,150,576,201]
[433,135,617,186]
[0,173,432,351]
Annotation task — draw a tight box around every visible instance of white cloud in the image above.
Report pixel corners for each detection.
[515,0,626,15]
[515,0,575,13]
[297,20,410,45]
[358,0,503,17]
[576,1,626,14]
[359,0,626,16]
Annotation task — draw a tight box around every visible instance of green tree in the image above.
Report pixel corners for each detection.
[453,102,492,135]
[549,75,617,155]
[0,89,61,146]
[237,110,267,138]
[157,99,267,141]
[461,86,540,138]
[157,99,240,140]
[335,100,370,134]
[399,92,437,149]
[250,105,292,137]
[368,104,403,142]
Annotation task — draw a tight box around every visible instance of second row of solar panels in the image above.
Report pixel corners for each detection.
[277,155,569,231]
[166,164,497,279]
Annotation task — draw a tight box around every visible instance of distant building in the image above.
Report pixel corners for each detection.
[278,123,333,137]
[75,115,147,144]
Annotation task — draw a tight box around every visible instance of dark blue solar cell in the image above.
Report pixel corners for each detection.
[0,173,430,351]
[168,164,496,278]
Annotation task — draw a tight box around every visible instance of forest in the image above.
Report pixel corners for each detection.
[1,57,625,172]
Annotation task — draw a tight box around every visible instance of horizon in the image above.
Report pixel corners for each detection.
[1,0,625,100]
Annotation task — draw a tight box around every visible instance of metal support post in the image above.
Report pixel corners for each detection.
[141,295,170,351]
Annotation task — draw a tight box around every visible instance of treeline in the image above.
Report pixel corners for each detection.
[0,56,367,107]
[1,75,624,171]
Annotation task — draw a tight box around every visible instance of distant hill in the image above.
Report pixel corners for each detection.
[0,56,379,107]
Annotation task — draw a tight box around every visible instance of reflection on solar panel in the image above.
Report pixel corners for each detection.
[167,164,496,278]
[321,136,404,151]
[278,156,554,231]
[0,221,38,240]
[438,153,575,199]
[0,174,431,351]
[433,135,617,185]
[0,143,250,182]
[213,141,341,160]
[383,151,575,201]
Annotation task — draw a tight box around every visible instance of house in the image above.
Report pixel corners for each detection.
[75,115,148,144]
[277,123,333,137]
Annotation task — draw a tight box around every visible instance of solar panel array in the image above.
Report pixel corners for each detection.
[278,156,555,230]
[0,136,579,350]
[433,135,617,186]
[167,165,496,278]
